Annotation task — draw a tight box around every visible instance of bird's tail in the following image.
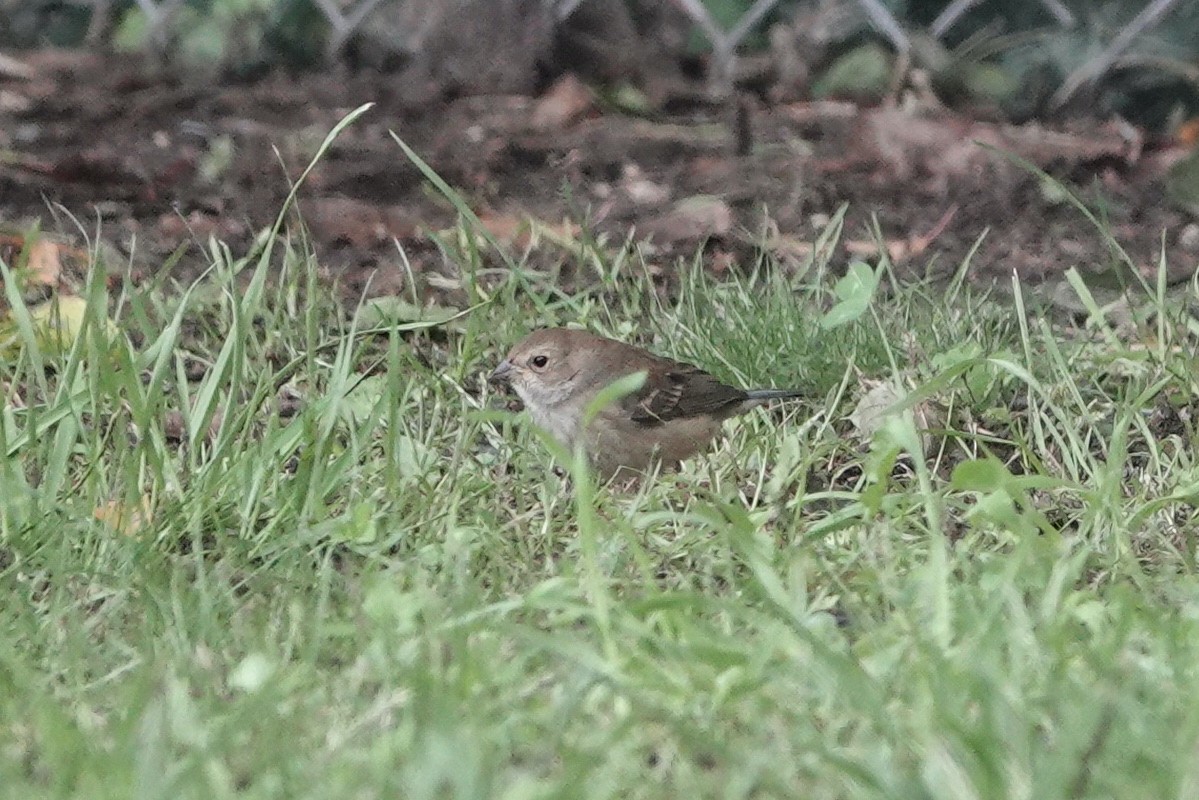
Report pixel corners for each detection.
[745,388,804,401]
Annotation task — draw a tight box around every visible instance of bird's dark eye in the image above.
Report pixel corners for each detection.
[530,355,549,369]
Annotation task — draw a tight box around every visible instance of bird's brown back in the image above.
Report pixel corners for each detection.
[566,335,750,425]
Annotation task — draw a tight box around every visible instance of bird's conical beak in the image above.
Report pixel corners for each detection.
[489,359,514,385]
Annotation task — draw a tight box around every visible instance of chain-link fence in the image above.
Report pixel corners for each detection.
[2,0,1196,117]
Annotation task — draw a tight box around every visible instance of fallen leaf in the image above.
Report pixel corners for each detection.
[24,239,62,287]
[94,494,153,537]
[0,52,34,80]
[849,380,905,441]
[0,232,92,294]
[639,196,732,246]
[850,377,942,451]
[0,294,120,358]
[856,109,1141,193]
[531,73,595,131]
[0,89,31,113]
[620,163,670,206]
[471,212,582,251]
[772,237,814,259]
[32,296,104,353]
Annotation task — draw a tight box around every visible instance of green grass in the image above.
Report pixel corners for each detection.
[4,166,1199,798]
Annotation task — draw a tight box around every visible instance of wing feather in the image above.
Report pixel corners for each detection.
[625,361,748,425]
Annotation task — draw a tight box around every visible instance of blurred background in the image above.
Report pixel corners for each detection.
[1,0,1197,298]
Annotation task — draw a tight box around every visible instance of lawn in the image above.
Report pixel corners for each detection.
[2,118,1199,800]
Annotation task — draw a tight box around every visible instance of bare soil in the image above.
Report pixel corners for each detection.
[2,50,1196,304]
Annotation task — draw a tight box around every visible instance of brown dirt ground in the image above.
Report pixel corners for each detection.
[1,50,1196,306]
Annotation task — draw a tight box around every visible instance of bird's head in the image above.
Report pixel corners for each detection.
[489,328,596,409]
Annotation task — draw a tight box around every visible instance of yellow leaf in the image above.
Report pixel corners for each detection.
[25,239,63,287]
[94,494,153,537]
[0,295,119,357]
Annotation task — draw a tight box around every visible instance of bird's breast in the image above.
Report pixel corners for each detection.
[525,401,581,451]
[585,411,723,477]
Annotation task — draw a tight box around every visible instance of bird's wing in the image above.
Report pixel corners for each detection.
[626,362,747,424]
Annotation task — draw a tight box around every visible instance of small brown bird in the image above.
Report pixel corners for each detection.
[489,327,804,479]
